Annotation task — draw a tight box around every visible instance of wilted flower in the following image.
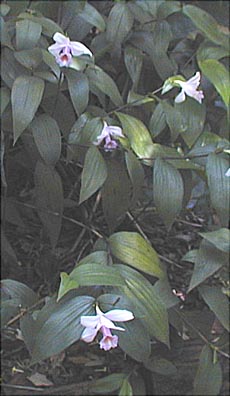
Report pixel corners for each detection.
[225,168,230,177]
[80,305,134,351]
[48,32,92,67]
[94,122,124,152]
[162,72,204,104]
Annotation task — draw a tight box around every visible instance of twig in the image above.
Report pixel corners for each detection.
[6,297,46,327]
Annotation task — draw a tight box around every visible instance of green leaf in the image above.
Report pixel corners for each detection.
[153,158,184,228]
[193,345,222,395]
[0,86,10,115]
[30,114,61,166]
[157,1,181,19]
[199,59,230,108]
[106,3,134,45]
[57,272,79,302]
[206,153,229,227]
[34,161,63,249]
[91,374,125,394]
[14,48,42,69]
[98,293,151,362]
[125,150,145,205]
[124,46,143,89]
[152,279,179,309]
[119,378,133,396]
[117,264,169,346]
[18,13,63,37]
[31,295,95,364]
[16,19,42,50]
[11,76,45,143]
[197,41,230,63]
[150,20,177,80]
[161,101,187,141]
[79,146,107,204]
[78,251,110,266]
[1,279,37,307]
[183,4,229,49]
[65,69,89,116]
[79,2,105,32]
[109,232,164,279]
[175,97,206,147]
[101,158,132,231]
[199,228,230,253]
[86,65,123,106]
[149,102,167,137]
[188,239,228,292]
[116,112,155,164]
[144,357,177,376]
[198,285,229,332]
[69,263,126,288]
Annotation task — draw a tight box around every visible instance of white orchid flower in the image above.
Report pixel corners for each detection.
[94,122,124,152]
[80,305,134,351]
[225,168,230,177]
[162,72,204,104]
[48,32,92,67]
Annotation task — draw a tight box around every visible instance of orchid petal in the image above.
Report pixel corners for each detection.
[105,309,134,322]
[225,168,230,177]
[70,42,92,57]
[80,315,99,328]
[81,327,98,343]
[53,32,70,45]
[99,334,118,351]
[175,90,186,103]
[107,126,124,138]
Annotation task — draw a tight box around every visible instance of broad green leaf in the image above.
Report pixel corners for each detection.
[161,101,187,141]
[206,153,229,227]
[86,65,123,106]
[153,158,184,228]
[69,263,126,288]
[116,112,155,164]
[197,41,230,63]
[0,4,10,16]
[199,229,230,253]
[92,374,125,394]
[152,279,179,309]
[125,150,145,204]
[14,48,42,69]
[116,264,169,346]
[79,146,107,204]
[188,239,228,292]
[0,86,10,115]
[18,13,63,37]
[157,1,181,19]
[1,229,17,265]
[69,115,103,145]
[1,279,37,307]
[16,19,41,50]
[183,4,229,49]
[150,20,177,80]
[11,76,44,143]
[98,293,151,362]
[175,97,206,147]
[79,2,105,32]
[101,158,132,231]
[57,272,79,302]
[78,251,110,266]
[65,69,89,116]
[34,161,63,249]
[193,345,222,395]
[149,102,167,137]
[124,46,143,89]
[127,91,154,106]
[119,379,133,396]
[109,232,164,278]
[107,3,134,45]
[30,114,61,166]
[199,285,229,332]
[199,59,230,108]
[144,357,177,376]
[0,15,13,49]
[31,295,95,364]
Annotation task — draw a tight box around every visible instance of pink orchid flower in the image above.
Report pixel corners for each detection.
[94,122,124,152]
[80,305,134,351]
[48,32,92,67]
[174,72,204,104]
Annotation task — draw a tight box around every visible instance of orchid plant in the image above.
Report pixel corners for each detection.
[94,121,125,152]
[162,71,204,104]
[48,32,92,68]
[80,305,134,351]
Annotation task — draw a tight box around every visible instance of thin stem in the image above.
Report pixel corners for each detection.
[107,86,163,116]
[6,297,46,327]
